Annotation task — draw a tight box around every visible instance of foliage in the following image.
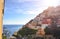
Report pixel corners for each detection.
[2,34,7,39]
[52,28,60,37]
[44,26,60,38]
[3,27,10,39]
[17,27,37,37]
[44,27,52,35]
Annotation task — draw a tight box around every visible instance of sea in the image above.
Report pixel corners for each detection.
[3,25,23,36]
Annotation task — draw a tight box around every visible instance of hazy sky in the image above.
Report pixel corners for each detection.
[3,0,60,25]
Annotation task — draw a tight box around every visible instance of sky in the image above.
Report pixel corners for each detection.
[3,0,60,25]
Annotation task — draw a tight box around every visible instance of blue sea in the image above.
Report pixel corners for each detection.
[3,25,23,36]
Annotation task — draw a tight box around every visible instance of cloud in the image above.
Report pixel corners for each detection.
[12,0,60,15]
[4,0,60,24]
[13,0,60,6]
[23,10,43,15]
[15,8,45,15]
[3,17,33,25]
[42,0,60,6]
[12,0,40,3]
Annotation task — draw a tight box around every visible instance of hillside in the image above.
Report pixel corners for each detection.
[12,6,60,38]
[23,6,60,29]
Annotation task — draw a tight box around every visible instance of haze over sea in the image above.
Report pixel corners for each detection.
[3,25,23,36]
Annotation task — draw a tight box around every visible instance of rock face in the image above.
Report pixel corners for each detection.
[20,6,60,35]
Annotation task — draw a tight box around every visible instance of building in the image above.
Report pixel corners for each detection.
[0,0,4,39]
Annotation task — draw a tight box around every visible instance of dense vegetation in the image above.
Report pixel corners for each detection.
[17,27,37,37]
[2,34,7,39]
